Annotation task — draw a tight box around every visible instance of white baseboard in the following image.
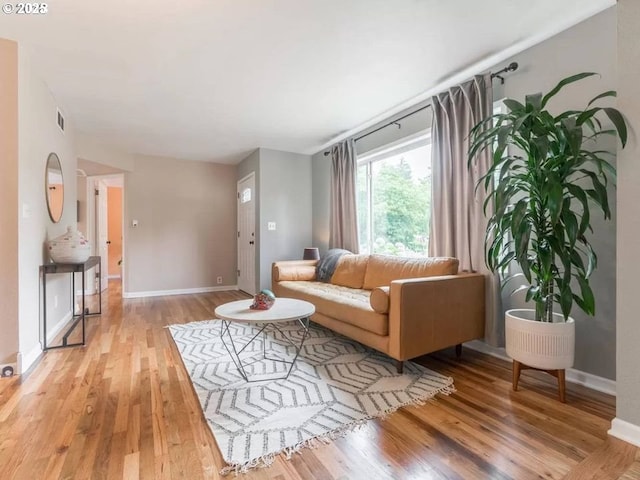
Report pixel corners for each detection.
[108,274,121,280]
[123,285,238,299]
[17,343,43,375]
[609,418,640,447]
[47,311,74,345]
[464,340,616,396]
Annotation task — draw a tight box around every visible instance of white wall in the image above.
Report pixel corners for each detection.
[0,38,19,366]
[615,0,640,434]
[77,175,87,237]
[123,154,237,295]
[18,45,77,371]
[76,133,135,172]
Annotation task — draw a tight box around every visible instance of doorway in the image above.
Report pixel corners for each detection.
[85,174,125,296]
[237,173,256,295]
[107,186,123,279]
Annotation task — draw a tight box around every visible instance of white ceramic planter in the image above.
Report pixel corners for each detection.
[505,309,575,370]
[48,226,91,264]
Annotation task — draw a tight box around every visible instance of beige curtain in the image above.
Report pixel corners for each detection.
[429,74,503,346]
[329,139,359,253]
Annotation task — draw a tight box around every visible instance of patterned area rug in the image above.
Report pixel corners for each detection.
[168,320,454,475]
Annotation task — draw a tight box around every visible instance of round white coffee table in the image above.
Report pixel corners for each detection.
[214,298,315,382]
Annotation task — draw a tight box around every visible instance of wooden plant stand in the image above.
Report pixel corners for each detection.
[512,360,566,403]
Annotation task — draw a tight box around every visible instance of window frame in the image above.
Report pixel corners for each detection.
[356,130,432,256]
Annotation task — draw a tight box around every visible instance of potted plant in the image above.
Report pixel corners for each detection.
[469,72,627,401]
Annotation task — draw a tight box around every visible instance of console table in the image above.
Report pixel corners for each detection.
[40,256,102,350]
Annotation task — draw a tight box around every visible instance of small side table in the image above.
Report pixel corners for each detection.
[40,256,102,350]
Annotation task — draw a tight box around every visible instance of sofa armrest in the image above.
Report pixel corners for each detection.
[272,260,318,283]
[388,273,485,360]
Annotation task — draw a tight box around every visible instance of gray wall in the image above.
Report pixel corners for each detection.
[616,0,640,427]
[259,149,312,290]
[238,148,312,292]
[311,151,331,254]
[494,8,617,379]
[311,8,618,379]
[124,155,237,294]
[237,150,261,292]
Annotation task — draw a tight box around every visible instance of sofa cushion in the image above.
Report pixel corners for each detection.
[363,254,459,290]
[369,286,390,314]
[274,264,317,282]
[330,254,369,289]
[276,281,388,336]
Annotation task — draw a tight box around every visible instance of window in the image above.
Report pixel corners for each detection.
[241,187,252,203]
[356,133,431,256]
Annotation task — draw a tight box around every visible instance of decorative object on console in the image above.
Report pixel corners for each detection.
[469,72,628,402]
[250,289,276,310]
[302,247,320,261]
[48,226,91,263]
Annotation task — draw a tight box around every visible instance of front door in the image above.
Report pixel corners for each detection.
[237,174,256,295]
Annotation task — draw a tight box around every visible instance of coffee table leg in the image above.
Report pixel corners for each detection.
[288,317,310,378]
[221,317,311,382]
[268,316,310,379]
[220,319,249,381]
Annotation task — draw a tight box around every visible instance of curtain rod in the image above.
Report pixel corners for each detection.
[323,62,519,157]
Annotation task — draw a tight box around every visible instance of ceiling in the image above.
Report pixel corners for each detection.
[1,0,614,164]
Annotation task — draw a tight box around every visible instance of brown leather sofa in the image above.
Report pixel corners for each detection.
[272,254,486,372]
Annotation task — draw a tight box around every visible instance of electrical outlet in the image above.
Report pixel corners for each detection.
[267,222,276,231]
[54,295,58,308]
[217,276,223,284]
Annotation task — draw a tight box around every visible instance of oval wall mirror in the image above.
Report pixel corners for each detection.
[45,152,64,223]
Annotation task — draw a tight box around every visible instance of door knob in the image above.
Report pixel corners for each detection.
[106,240,111,245]
[249,241,254,245]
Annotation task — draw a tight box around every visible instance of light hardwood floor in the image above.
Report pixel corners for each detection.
[0,281,635,479]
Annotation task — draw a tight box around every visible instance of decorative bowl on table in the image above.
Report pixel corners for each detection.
[250,289,276,310]
[48,226,91,263]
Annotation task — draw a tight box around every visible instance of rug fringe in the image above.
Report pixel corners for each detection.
[219,376,456,476]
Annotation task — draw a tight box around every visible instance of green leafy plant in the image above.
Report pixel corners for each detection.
[469,73,627,322]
